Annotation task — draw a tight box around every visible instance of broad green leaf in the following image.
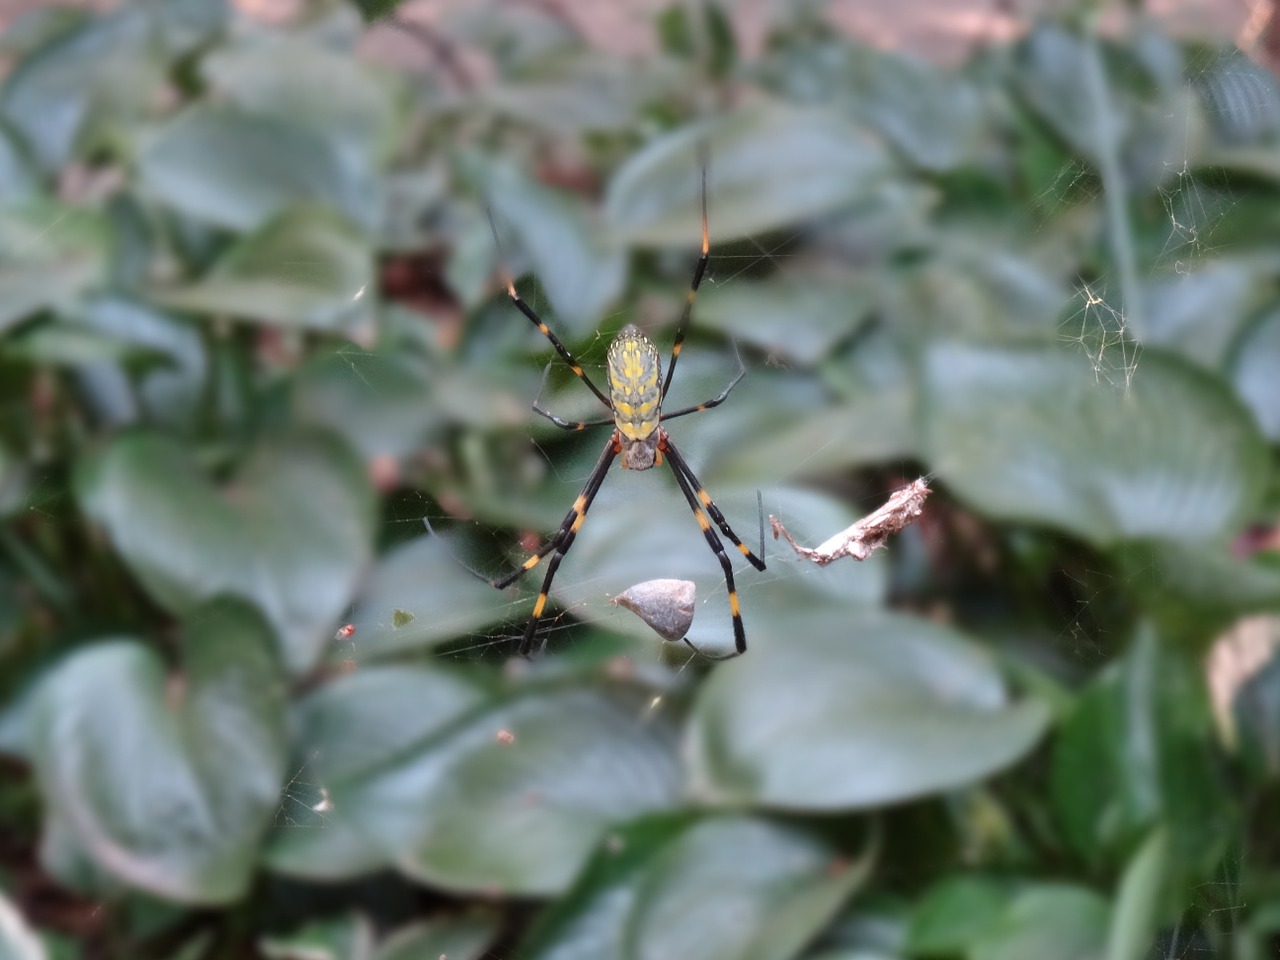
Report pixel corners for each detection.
[1106,828,1168,960]
[1137,260,1271,369]
[479,156,626,334]
[340,534,508,660]
[519,816,693,960]
[695,275,873,367]
[202,34,405,167]
[882,243,1068,341]
[0,8,164,171]
[376,911,502,960]
[712,390,918,482]
[1010,25,1106,166]
[292,666,490,788]
[260,915,373,960]
[0,120,39,199]
[76,432,376,673]
[483,55,678,135]
[922,343,1267,546]
[625,817,869,960]
[292,345,440,461]
[1194,49,1280,145]
[1113,540,1280,631]
[522,815,869,960]
[0,201,108,332]
[74,297,207,425]
[1232,303,1280,441]
[1051,629,1229,869]
[970,885,1109,960]
[5,322,144,366]
[0,891,45,960]
[687,610,1049,808]
[606,103,893,246]
[149,205,373,329]
[327,682,682,895]
[268,667,479,879]
[0,7,88,56]
[137,105,378,232]
[847,47,985,172]
[906,876,1008,954]
[30,600,287,903]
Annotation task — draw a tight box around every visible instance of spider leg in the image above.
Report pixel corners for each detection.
[660,160,709,403]
[662,435,752,657]
[659,362,745,423]
[532,402,615,432]
[663,437,767,572]
[488,207,614,410]
[491,437,618,656]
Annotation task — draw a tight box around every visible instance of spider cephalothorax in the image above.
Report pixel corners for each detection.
[491,165,765,659]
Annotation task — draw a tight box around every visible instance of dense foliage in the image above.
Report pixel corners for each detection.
[2,0,1279,957]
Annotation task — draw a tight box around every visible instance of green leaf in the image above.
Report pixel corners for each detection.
[0,890,45,960]
[907,876,1008,954]
[483,55,678,135]
[848,48,984,172]
[922,343,1267,547]
[201,33,405,167]
[519,815,692,960]
[292,345,440,461]
[76,432,376,673]
[626,817,868,960]
[969,885,1109,960]
[137,105,378,232]
[0,201,109,332]
[30,600,288,903]
[148,205,373,329]
[1112,540,1280,631]
[0,8,165,171]
[322,682,682,895]
[1232,303,1280,441]
[1137,260,1270,370]
[1106,827,1168,960]
[478,155,626,334]
[1051,629,1229,869]
[522,815,869,960]
[686,610,1049,808]
[340,534,508,659]
[713,390,918,482]
[1010,25,1106,165]
[695,275,873,367]
[606,103,894,246]
[260,915,374,960]
[376,910,502,960]
[74,296,207,425]
[0,120,39,199]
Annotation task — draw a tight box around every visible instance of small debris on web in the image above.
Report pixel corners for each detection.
[771,478,931,566]
[612,579,696,642]
[495,728,515,746]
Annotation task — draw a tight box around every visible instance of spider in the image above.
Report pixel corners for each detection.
[491,167,766,659]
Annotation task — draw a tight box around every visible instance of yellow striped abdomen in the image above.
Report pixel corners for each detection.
[608,324,662,441]
[607,324,663,470]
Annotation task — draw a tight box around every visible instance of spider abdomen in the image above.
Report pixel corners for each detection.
[607,324,663,469]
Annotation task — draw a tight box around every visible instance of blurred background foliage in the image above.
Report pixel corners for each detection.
[1,0,1280,957]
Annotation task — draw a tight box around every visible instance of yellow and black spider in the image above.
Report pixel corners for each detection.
[491,168,766,658]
